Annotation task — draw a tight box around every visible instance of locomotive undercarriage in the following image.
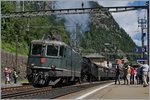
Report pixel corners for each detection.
[27,68,51,86]
[27,67,81,86]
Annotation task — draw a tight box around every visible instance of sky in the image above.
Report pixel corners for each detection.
[97,0,148,46]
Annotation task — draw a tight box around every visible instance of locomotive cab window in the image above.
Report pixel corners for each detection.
[47,45,59,56]
[31,44,42,55]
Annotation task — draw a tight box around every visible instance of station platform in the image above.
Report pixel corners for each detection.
[57,81,149,99]
[99,83,149,99]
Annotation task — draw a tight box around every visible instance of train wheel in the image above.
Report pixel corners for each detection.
[39,79,45,85]
[27,75,33,83]
[44,78,50,86]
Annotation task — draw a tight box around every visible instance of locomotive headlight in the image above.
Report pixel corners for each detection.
[51,65,56,70]
[31,63,35,67]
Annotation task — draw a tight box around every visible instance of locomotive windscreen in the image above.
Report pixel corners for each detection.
[31,44,43,55]
[46,45,59,56]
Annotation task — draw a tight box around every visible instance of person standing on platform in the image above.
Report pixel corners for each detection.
[130,66,134,84]
[123,65,127,85]
[142,61,149,87]
[137,63,143,84]
[8,67,12,80]
[12,68,18,84]
[4,67,11,84]
[134,68,138,84]
[115,64,121,85]
[126,65,131,85]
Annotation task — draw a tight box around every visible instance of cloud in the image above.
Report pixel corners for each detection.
[98,0,130,7]
[111,10,139,37]
[133,32,141,40]
[97,0,148,46]
[134,39,141,46]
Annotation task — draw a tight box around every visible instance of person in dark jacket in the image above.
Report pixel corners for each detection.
[115,64,121,84]
[12,68,18,84]
[137,63,143,84]
[123,66,127,85]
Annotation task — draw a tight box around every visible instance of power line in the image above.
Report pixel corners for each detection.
[54,3,81,29]
[2,6,147,18]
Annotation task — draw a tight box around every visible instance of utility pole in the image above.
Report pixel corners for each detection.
[75,23,80,48]
[22,1,24,11]
[138,17,147,59]
[15,34,18,69]
[16,1,21,12]
[15,1,20,69]
[146,1,149,65]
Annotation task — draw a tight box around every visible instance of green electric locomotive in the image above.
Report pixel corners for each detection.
[26,37,81,86]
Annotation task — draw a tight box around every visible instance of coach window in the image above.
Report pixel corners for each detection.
[47,45,59,56]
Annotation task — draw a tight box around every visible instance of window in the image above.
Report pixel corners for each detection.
[59,46,64,57]
[31,44,42,55]
[47,45,58,56]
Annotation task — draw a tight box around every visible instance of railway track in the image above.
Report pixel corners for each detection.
[1,81,114,99]
[1,85,52,99]
[2,85,32,92]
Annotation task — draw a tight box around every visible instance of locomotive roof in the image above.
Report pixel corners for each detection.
[31,40,80,54]
[31,40,68,46]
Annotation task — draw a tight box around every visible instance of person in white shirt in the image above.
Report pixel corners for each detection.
[142,61,149,87]
[134,68,137,84]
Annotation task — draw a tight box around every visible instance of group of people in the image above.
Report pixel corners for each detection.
[115,60,149,87]
[4,67,19,84]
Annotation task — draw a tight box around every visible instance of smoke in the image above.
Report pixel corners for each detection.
[54,1,91,41]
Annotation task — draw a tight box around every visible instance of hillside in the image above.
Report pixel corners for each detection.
[80,2,137,60]
[1,1,70,55]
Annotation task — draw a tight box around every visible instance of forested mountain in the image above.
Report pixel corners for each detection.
[1,1,137,60]
[1,1,70,55]
[80,2,137,60]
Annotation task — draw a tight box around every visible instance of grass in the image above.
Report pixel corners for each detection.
[2,42,28,56]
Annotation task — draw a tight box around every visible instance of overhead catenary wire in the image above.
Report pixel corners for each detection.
[1,5,147,18]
